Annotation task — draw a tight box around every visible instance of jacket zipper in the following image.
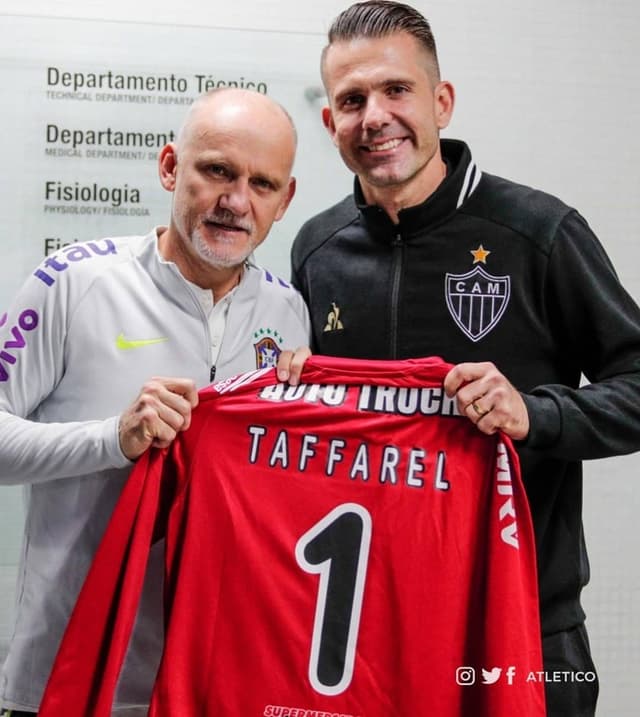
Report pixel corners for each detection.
[390,233,403,359]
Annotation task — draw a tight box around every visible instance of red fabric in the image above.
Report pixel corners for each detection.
[40,356,546,716]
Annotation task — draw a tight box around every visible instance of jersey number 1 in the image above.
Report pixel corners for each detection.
[295,503,372,696]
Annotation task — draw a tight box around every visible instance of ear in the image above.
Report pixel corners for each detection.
[158,143,178,191]
[434,81,455,130]
[322,105,339,146]
[274,177,297,222]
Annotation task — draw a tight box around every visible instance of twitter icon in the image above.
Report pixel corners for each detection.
[482,667,502,684]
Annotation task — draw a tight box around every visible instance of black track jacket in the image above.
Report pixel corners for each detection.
[292,138,640,636]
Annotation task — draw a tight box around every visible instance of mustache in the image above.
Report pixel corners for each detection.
[202,210,253,234]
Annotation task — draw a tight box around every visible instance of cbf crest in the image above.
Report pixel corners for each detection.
[253,327,283,368]
[445,246,511,342]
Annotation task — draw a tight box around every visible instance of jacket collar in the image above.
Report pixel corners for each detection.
[354,139,481,239]
[141,228,261,312]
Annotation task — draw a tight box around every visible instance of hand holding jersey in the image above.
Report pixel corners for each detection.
[276,345,312,386]
[444,361,530,440]
[118,377,199,460]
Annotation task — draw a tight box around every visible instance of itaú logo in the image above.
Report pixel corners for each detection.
[0,309,39,382]
[496,442,518,549]
[33,239,117,287]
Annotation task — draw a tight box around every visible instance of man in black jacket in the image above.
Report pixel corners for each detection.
[290,2,640,715]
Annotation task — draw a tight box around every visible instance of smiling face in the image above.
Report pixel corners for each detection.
[159,90,296,280]
[321,32,454,213]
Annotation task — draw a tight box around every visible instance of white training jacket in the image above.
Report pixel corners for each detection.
[0,228,310,712]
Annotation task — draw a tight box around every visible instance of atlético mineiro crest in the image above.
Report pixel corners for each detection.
[253,327,283,368]
[445,265,511,342]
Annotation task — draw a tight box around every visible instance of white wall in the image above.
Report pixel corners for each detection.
[2,2,639,714]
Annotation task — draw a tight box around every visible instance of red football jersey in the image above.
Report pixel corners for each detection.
[39,356,546,716]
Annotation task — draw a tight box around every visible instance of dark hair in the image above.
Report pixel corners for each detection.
[322,1,440,80]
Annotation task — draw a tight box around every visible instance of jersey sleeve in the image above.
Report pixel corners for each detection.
[477,438,546,715]
[38,446,166,717]
[0,259,129,484]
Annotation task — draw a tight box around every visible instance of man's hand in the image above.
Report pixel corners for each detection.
[444,362,529,440]
[276,346,312,386]
[118,377,199,460]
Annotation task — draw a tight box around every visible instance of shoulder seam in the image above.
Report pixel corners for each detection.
[460,175,575,257]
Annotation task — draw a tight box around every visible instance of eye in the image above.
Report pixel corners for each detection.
[251,177,275,191]
[387,84,409,96]
[208,164,230,178]
[341,93,366,110]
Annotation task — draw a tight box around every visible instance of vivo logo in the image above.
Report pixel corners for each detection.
[0,310,39,382]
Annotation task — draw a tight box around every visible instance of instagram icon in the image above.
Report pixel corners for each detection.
[456,667,476,686]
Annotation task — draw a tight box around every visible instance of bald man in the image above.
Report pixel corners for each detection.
[0,89,310,716]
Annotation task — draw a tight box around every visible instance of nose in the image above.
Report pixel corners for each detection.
[218,178,250,215]
[361,94,391,132]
